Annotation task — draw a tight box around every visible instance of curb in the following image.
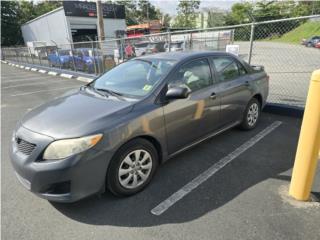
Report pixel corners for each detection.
[3,60,95,83]
[60,73,74,79]
[48,71,58,76]
[264,103,304,118]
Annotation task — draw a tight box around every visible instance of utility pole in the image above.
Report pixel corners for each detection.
[96,0,105,43]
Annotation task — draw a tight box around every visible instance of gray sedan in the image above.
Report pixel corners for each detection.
[10,52,269,202]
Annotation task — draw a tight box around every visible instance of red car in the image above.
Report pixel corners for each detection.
[315,41,320,49]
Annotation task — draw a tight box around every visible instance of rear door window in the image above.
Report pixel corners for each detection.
[211,57,246,82]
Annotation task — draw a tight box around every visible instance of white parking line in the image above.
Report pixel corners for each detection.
[2,76,59,83]
[10,86,76,97]
[3,79,71,89]
[151,121,282,216]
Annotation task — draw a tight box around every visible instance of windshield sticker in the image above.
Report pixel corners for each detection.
[143,85,152,91]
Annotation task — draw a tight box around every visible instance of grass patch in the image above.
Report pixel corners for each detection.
[270,21,320,44]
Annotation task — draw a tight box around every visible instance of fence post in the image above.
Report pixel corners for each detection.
[217,31,220,51]
[92,41,97,75]
[248,22,255,64]
[70,43,77,72]
[28,47,33,64]
[167,29,171,52]
[38,49,42,66]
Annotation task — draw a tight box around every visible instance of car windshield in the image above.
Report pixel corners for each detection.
[91,59,176,98]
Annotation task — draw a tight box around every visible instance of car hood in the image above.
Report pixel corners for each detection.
[21,89,135,139]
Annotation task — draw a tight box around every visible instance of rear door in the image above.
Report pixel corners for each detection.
[162,58,221,154]
[209,56,252,127]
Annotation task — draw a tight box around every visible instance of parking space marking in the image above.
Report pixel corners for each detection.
[151,121,282,216]
[2,76,61,83]
[10,86,77,97]
[3,79,72,89]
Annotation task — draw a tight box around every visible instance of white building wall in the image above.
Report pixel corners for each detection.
[66,16,126,39]
[21,8,71,46]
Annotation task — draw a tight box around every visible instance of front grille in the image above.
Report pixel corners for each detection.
[16,137,36,156]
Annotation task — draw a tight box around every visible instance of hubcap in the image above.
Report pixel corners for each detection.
[118,149,153,189]
[247,103,259,127]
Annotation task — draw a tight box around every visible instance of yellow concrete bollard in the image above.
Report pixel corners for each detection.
[289,69,320,201]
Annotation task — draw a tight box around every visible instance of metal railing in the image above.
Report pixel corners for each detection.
[2,15,320,107]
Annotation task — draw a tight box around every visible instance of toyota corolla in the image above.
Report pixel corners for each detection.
[10,52,269,202]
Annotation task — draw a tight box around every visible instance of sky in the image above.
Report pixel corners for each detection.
[149,0,240,15]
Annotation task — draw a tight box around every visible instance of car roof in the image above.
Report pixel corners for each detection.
[136,51,234,61]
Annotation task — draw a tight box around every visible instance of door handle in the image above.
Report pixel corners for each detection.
[245,81,250,86]
[210,93,217,99]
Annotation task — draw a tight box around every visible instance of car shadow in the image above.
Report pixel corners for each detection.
[51,114,300,227]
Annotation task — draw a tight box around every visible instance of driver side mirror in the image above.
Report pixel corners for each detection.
[165,86,190,100]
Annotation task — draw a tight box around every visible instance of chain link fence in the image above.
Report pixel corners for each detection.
[2,15,320,107]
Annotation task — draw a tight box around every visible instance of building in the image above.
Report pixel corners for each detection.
[126,20,163,38]
[21,1,127,46]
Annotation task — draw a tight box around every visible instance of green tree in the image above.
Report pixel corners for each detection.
[137,0,161,22]
[161,13,172,28]
[206,8,226,27]
[173,0,200,28]
[253,1,283,22]
[1,0,62,46]
[118,0,139,25]
[225,2,253,25]
[1,1,22,46]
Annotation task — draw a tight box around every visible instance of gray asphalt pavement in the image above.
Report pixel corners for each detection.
[1,63,320,240]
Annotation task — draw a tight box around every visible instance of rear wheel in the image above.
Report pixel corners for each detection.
[107,139,158,196]
[240,98,260,130]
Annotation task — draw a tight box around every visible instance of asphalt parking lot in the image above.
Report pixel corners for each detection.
[2,63,320,240]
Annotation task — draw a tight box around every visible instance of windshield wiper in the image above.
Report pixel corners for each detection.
[82,85,108,98]
[95,88,125,99]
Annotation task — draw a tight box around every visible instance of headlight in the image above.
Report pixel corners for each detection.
[43,134,102,160]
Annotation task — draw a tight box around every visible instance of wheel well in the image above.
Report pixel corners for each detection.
[137,135,163,163]
[253,94,263,107]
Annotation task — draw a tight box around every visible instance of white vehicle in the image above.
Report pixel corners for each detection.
[134,41,149,56]
[165,41,186,52]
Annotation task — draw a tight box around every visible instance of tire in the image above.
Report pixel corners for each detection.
[240,98,261,130]
[107,138,159,196]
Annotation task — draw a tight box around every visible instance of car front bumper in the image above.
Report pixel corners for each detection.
[10,126,112,203]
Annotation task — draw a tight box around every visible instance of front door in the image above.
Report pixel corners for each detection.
[162,58,221,155]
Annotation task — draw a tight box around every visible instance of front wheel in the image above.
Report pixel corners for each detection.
[107,139,158,196]
[240,98,260,130]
